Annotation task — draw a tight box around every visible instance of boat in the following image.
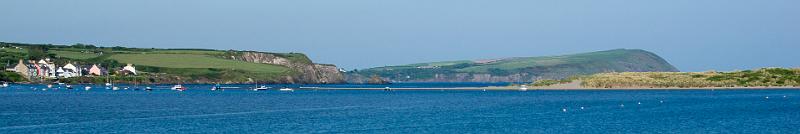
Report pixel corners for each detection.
[172,85,187,91]
[1,82,8,88]
[211,84,222,91]
[112,86,120,91]
[66,85,74,90]
[279,87,294,92]
[145,87,153,91]
[251,83,270,91]
[519,85,528,91]
[47,84,53,88]
[252,86,270,91]
[84,86,92,91]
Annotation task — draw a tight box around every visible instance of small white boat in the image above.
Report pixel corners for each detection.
[252,86,270,91]
[145,87,153,91]
[1,82,8,88]
[279,87,294,92]
[519,85,528,91]
[172,85,187,91]
[112,87,120,91]
[47,84,53,88]
[85,86,92,91]
[105,83,112,86]
[211,84,223,91]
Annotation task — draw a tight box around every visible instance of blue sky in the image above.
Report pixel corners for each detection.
[1,0,798,71]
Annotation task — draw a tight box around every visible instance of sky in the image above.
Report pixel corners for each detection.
[1,0,798,71]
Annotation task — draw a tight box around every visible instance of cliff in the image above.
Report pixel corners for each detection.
[347,49,679,83]
[227,52,345,84]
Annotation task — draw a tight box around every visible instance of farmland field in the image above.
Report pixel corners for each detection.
[50,50,101,59]
[109,54,291,74]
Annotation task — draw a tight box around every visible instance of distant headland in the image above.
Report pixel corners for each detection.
[346,49,678,83]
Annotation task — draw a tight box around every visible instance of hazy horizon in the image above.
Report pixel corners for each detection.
[2,0,798,71]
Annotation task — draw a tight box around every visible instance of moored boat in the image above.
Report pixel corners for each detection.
[279,87,294,92]
[172,85,187,91]
[252,86,270,91]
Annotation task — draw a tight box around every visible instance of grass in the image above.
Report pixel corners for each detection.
[50,50,101,59]
[0,47,26,53]
[147,50,226,55]
[109,54,291,74]
[457,57,566,73]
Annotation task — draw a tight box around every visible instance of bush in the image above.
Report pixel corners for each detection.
[0,71,26,82]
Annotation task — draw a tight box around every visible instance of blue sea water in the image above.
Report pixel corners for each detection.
[0,84,799,133]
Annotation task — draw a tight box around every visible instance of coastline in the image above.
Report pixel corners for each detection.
[303,86,800,91]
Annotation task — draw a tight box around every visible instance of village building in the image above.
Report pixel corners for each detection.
[122,64,137,75]
[61,63,81,78]
[37,59,57,78]
[8,60,30,77]
[88,64,105,76]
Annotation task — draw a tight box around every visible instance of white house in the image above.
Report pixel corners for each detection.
[61,63,81,78]
[122,64,137,75]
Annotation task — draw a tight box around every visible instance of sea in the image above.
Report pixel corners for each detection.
[0,83,798,133]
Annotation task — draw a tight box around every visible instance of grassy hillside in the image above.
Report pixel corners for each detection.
[0,42,313,83]
[350,49,679,82]
[109,54,290,74]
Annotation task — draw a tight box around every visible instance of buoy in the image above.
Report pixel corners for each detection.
[766,96,770,99]
[660,101,664,103]
[562,108,567,112]
[638,102,642,105]
[580,107,585,110]
[784,96,788,98]
[620,104,625,107]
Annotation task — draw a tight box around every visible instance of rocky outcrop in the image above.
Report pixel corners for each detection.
[228,52,345,84]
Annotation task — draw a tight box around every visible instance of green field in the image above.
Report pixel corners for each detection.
[146,50,226,55]
[50,50,101,59]
[109,54,291,74]
[0,47,26,53]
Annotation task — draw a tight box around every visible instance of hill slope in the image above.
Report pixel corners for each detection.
[1,42,344,84]
[347,49,679,83]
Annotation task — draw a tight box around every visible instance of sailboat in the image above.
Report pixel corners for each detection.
[252,83,270,91]
[211,84,222,91]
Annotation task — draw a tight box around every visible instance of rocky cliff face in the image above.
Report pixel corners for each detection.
[229,52,345,84]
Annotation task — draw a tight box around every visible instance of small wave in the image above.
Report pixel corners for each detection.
[0,106,362,130]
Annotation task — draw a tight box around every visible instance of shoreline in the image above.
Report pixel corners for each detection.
[303,86,800,91]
